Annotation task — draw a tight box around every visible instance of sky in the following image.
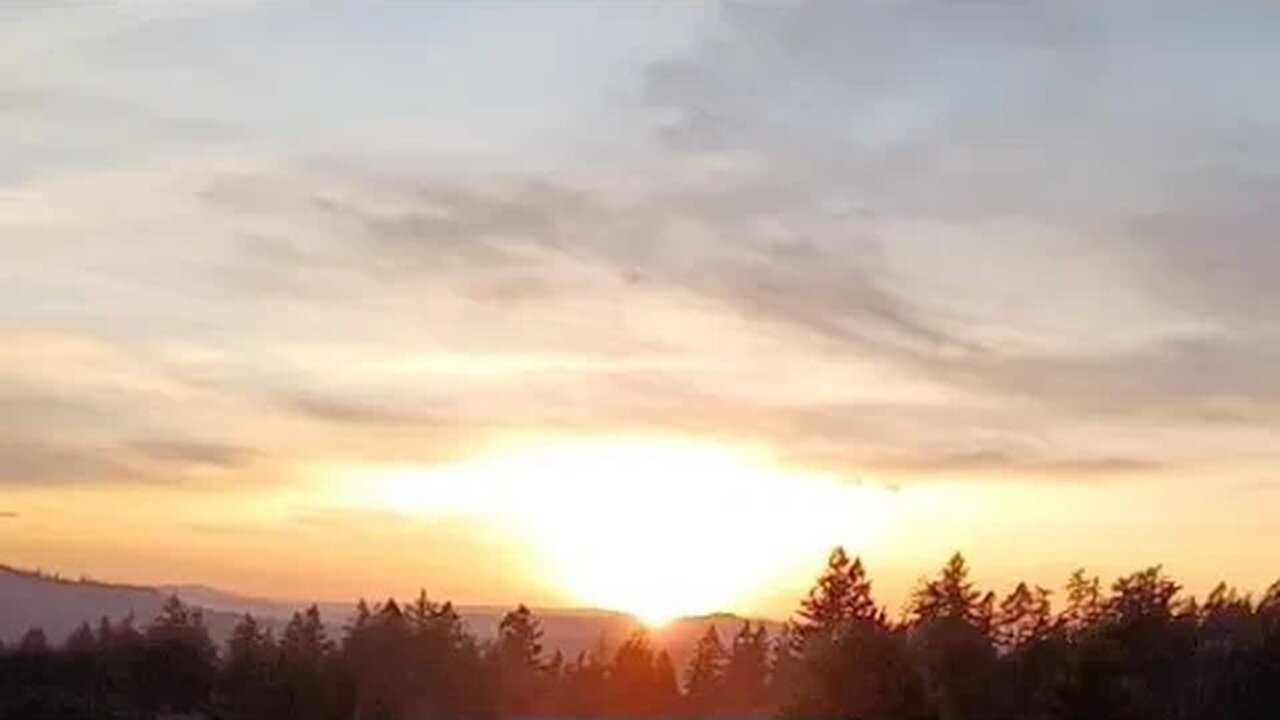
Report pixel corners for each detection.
[2,0,1280,622]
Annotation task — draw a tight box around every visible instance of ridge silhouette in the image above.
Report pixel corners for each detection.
[2,548,1279,719]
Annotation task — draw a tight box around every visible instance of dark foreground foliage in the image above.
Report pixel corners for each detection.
[3,549,1280,719]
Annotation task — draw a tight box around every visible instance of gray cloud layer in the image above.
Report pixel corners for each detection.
[2,1,1278,488]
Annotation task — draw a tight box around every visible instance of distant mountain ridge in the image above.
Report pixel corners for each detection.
[0,564,782,668]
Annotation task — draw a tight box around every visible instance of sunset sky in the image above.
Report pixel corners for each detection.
[3,1,1279,623]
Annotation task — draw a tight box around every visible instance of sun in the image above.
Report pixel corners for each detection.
[325,435,900,623]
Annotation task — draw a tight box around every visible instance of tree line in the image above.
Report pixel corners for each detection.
[3,548,1280,719]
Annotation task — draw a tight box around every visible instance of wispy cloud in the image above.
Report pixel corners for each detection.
[1,0,1278,494]
[127,440,258,470]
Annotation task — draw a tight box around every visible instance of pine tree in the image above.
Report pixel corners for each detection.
[493,604,545,717]
[282,605,332,664]
[795,547,884,643]
[559,644,609,717]
[347,598,372,637]
[684,625,727,714]
[405,589,439,635]
[610,630,661,717]
[224,613,279,719]
[1259,578,1280,621]
[429,600,469,651]
[768,625,804,710]
[724,621,769,714]
[652,650,681,716]
[995,582,1053,651]
[95,616,115,647]
[346,599,414,720]
[66,621,97,654]
[144,595,217,713]
[1108,565,1181,625]
[910,552,982,625]
[1061,569,1105,639]
[497,604,543,666]
[227,613,273,664]
[18,627,49,655]
[1104,566,1190,720]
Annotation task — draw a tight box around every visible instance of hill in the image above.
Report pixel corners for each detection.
[1,564,782,667]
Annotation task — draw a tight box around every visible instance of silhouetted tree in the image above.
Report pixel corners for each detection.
[683,625,727,715]
[722,621,769,715]
[491,604,545,717]
[64,623,96,655]
[142,595,217,714]
[345,598,414,719]
[911,553,983,626]
[768,625,804,711]
[98,614,147,716]
[997,583,1067,719]
[4,551,1280,720]
[19,627,50,655]
[1102,566,1196,720]
[794,547,883,644]
[907,555,1001,719]
[996,582,1054,652]
[652,649,681,716]
[557,638,611,718]
[1060,569,1106,639]
[610,630,673,717]
[220,613,279,719]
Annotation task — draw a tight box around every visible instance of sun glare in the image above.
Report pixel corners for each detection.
[323,436,900,624]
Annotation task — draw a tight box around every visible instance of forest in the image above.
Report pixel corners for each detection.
[3,548,1280,719]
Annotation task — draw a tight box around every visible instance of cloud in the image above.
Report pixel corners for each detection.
[0,511,18,520]
[635,0,1280,422]
[931,333,1280,422]
[1,0,1278,492]
[0,154,1266,486]
[127,440,258,470]
[280,392,451,428]
[0,441,129,486]
[862,448,1165,481]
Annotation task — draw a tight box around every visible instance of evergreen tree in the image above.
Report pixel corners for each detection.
[497,605,543,665]
[405,588,439,634]
[610,630,664,717]
[65,622,96,654]
[794,547,883,643]
[227,613,274,665]
[768,625,804,711]
[1258,578,1280,620]
[492,604,545,717]
[222,613,280,720]
[559,640,610,717]
[908,556,1001,719]
[911,553,983,626]
[144,595,217,714]
[684,625,727,714]
[7,556,1280,720]
[995,582,1054,651]
[1107,566,1181,626]
[998,584,1065,718]
[802,621,924,720]
[94,616,114,648]
[1061,569,1106,638]
[282,604,332,663]
[18,627,49,655]
[652,650,681,716]
[346,598,414,719]
[1101,566,1193,720]
[99,613,146,715]
[723,621,769,714]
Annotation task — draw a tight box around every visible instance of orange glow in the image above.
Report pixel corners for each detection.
[322,435,901,624]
